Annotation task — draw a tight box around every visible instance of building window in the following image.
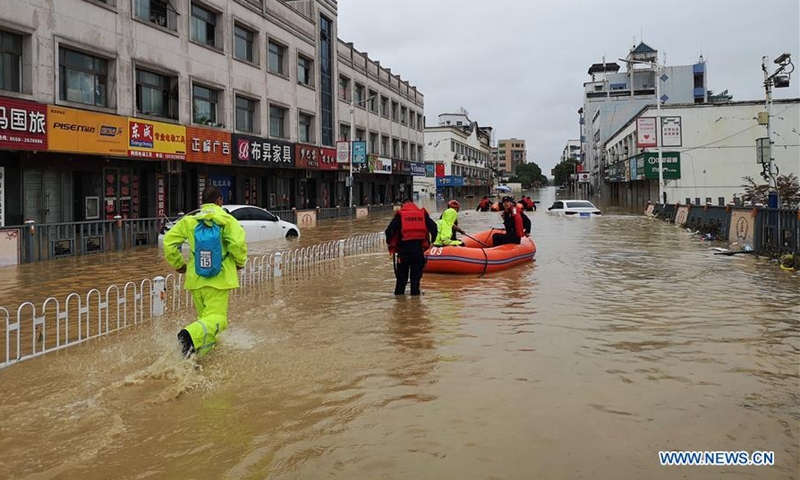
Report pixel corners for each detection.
[380,96,388,116]
[369,132,378,154]
[338,76,350,101]
[409,110,416,128]
[192,84,218,125]
[381,135,389,156]
[268,41,285,75]
[297,55,313,86]
[339,123,350,141]
[355,128,365,142]
[392,138,399,158]
[354,83,365,104]
[391,101,398,121]
[59,47,108,107]
[269,105,286,138]
[233,24,255,63]
[134,0,178,31]
[401,141,408,159]
[190,3,217,47]
[417,113,423,130]
[319,15,333,146]
[135,68,177,119]
[368,89,378,113]
[400,106,407,124]
[0,31,23,92]
[298,112,314,143]
[235,95,257,133]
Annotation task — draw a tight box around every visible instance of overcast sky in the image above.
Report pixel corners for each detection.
[337,0,799,175]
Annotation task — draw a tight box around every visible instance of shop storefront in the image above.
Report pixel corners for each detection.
[296,143,337,208]
[233,134,295,209]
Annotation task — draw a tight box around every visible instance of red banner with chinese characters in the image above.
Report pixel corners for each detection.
[186,126,231,164]
[295,144,337,170]
[0,96,47,150]
[435,162,445,177]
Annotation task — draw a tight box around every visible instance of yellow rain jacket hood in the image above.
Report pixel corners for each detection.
[163,203,248,290]
[434,207,461,246]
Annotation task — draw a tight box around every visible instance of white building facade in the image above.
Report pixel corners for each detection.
[417,109,493,200]
[0,0,423,225]
[581,42,707,197]
[603,99,800,206]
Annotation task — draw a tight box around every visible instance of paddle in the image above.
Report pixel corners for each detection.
[462,232,491,248]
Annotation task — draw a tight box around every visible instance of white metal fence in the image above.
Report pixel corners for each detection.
[1,232,386,369]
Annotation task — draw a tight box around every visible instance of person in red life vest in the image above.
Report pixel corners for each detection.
[385,198,438,296]
[521,196,536,212]
[476,196,492,212]
[492,196,531,246]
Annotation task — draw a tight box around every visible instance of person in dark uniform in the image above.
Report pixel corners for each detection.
[492,196,531,246]
[385,198,438,296]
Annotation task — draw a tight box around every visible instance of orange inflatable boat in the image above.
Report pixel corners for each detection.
[424,229,536,274]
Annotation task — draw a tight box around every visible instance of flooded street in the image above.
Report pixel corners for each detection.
[0,188,797,480]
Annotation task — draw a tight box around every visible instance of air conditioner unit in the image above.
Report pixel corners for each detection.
[460,155,467,160]
[453,153,458,160]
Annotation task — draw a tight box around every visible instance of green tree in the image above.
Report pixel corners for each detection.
[740,174,800,208]
[552,159,580,186]
[509,162,548,188]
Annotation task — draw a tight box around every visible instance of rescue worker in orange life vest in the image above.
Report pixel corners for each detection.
[476,196,492,212]
[492,196,531,247]
[385,198,438,296]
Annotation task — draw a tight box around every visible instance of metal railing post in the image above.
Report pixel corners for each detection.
[114,216,123,250]
[23,220,35,263]
[152,276,165,317]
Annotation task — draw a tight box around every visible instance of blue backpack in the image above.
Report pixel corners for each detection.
[194,220,224,277]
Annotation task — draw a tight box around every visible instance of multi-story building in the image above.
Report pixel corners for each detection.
[581,42,707,197]
[603,99,800,207]
[417,108,492,199]
[560,139,580,163]
[0,0,423,226]
[491,138,526,176]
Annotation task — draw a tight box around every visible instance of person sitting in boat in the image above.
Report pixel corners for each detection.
[522,196,536,212]
[476,196,492,212]
[434,200,466,246]
[492,196,531,246]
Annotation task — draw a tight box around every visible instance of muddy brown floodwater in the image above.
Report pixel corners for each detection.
[0,187,797,480]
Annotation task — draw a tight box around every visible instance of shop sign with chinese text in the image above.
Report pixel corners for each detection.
[0,96,47,150]
[186,126,231,164]
[48,106,126,155]
[295,143,336,170]
[232,135,295,167]
[128,118,186,160]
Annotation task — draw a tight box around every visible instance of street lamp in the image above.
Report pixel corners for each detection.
[348,94,377,208]
[620,57,667,203]
[761,53,794,208]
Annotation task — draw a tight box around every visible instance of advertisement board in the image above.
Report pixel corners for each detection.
[661,116,682,147]
[48,106,126,155]
[636,117,657,148]
[186,127,231,164]
[294,144,335,170]
[336,140,350,164]
[370,156,392,174]
[232,135,294,167]
[642,152,681,180]
[128,118,186,160]
[410,162,426,176]
[0,96,47,150]
[352,141,367,164]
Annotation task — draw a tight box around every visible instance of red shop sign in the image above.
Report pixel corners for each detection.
[0,96,47,150]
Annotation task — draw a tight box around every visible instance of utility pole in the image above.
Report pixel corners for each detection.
[761,53,794,209]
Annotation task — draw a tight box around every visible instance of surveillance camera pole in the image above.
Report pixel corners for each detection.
[762,56,778,208]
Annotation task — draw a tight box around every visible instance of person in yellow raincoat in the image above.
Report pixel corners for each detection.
[433,200,466,246]
[163,186,248,357]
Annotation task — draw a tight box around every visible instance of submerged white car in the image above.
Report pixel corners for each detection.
[158,205,301,248]
[546,200,602,217]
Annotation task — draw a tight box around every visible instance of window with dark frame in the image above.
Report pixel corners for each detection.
[135,68,177,119]
[134,0,178,31]
[0,31,22,92]
[234,24,254,63]
[269,105,286,138]
[59,47,108,106]
[268,41,285,75]
[297,55,312,86]
[190,3,217,47]
[236,95,256,133]
[192,84,217,124]
[368,89,378,112]
[338,76,350,101]
[298,112,313,143]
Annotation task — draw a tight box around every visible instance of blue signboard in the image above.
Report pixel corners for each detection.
[209,174,235,204]
[410,162,425,176]
[436,175,464,187]
[352,141,367,164]
[425,164,435,177]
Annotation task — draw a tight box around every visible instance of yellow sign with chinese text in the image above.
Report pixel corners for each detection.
[127,118,186,160]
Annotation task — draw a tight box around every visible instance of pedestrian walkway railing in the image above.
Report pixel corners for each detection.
[1,232,386,369]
